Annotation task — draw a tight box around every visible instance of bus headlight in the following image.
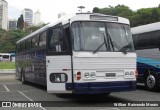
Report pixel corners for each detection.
[83,71,96,80]
[91,72,96,79]
[130,71,134,77]
[125,71,129,77]
[84,72,90,78]
[124,71,135,78]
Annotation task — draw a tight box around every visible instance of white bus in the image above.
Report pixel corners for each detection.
[0,53,11,62]
[132,22,160,91]
[16,13,137,94]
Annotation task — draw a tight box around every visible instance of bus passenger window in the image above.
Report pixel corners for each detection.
[26,39,31,50]
[49,28,67,52]
[32,36,39,48]
[39,32,46,47]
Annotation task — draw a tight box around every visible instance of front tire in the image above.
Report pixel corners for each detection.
[21,71,26,84]
[145,74,158,91]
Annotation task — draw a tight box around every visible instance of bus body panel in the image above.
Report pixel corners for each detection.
[69,52,136,94]
[46,55,72,93]
[136,48,160,84]
[46,52,137,94]
[15,48,47,85]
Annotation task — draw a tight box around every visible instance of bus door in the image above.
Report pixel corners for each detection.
[46,24,72,93]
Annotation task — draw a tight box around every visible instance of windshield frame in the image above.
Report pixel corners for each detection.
[71,21,135,53]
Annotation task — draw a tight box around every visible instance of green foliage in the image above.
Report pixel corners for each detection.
[93,7,101,13]
[0,29,27,53]
[25,25,42,33]
[17,14,24,30]
[25,23,47,34]
[92,4,160,27]
[0,24,47,53]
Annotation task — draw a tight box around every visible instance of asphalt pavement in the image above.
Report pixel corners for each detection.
[0,73,160,110]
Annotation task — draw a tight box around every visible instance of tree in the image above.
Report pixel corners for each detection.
[25,23,47,34]
[17,14,24,30]
[24,22,29,29]
[93,7,101,13]
[92,5,160,27]
[150,8,160,22]
[92,4,133,19]
[0,28,6,37]
[0,29,27,53]
[132,8,160,27]
[25,26,41,34]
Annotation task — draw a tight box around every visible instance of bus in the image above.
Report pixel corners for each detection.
[16,13,137,94]
[132,22,160,91]
[0,53,11,62]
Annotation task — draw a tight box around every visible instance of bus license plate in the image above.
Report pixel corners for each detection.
[106,73,116,77]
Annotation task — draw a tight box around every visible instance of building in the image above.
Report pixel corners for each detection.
[8,19,17,30]
[0,0,8,30]
[22,8,33,27]
[33,10,41,26]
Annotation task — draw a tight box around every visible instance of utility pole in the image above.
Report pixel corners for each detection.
[78,6,85,13]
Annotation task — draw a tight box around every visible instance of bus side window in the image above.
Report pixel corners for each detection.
[26,39,31,50]
[20,42,25,52]
[16,44,19,53]
[39,32,46,47]
[148,31,159,48]
[137,33,149,49]
[49,28,68,52]
[32,36,39,48]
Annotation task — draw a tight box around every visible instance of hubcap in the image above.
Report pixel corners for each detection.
[22,74,24,82]
[147,75,156,89]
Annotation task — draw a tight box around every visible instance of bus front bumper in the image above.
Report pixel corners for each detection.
[66,81,136,94]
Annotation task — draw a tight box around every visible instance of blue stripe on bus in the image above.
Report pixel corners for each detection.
[137,57,160,69]
[66,81,136,94]
[136,57,160,83]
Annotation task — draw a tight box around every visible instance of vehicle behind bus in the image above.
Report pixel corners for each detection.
[0,53,11,62]
[16,13,137,94]
[132,22,160,91]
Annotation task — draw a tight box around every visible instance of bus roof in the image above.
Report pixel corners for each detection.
[0,53,11,55]
[17,13,130,44]
[131,22,160,35]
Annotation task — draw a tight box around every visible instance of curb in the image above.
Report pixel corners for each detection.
[0,69,16,74]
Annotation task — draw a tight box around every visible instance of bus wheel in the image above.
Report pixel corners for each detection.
[145,74,158,91]
[21,71,26,84]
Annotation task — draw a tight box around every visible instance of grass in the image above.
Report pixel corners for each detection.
[0,62,15,69]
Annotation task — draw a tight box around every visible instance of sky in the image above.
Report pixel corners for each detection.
[7,0,160,23]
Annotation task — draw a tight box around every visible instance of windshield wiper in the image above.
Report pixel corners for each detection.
[123,26,129,43]
[93,33,108,54]
[119,26,131,54]
[119,43,131,54]
[107,32,128,54]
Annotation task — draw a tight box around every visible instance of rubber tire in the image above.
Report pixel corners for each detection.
[21,71,26,84]
[145,74,158,91]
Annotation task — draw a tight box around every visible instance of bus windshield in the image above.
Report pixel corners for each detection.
[71,21,134,52]
[3,55,10,59]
